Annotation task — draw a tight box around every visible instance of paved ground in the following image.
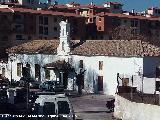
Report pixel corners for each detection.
[69,93,117,120]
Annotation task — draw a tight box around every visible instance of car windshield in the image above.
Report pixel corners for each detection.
[43,102,55,115]
[58,101,70,114]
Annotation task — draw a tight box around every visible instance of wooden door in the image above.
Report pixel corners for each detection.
[98,76,103,91]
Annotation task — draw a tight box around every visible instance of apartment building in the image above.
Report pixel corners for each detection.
[96,12,160,39]
[0,6,86,60]
[0,8,12,59]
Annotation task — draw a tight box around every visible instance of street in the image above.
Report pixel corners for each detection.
[69,94,117,120]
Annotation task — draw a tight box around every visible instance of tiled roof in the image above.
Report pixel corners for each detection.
[0,7,82,17]
[0,8,13,13]
[7,40,160,57]
[7,40,59,54]
[11,7,82,17]
[98,12,160,21]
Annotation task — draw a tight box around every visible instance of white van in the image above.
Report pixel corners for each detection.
[33,93,75,120]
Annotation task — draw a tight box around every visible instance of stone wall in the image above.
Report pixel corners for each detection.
[114,94,160,120]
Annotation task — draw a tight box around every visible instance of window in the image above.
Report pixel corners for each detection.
[17,63,23,77]
[99,61,103,70]
[44,27,48,35]
[44,17,48,25]
[54,27,57,32]
[15,24,22,31]
[58,101,70,114]
[89,9,93,13]
[98,26,102,30]
[43,102,55,115]
[89,18,93,22]
[39,26,43,34]
[45,69,50,80]
[2,68,5,77]
[35,64,40,80]
[16,35,23,40]
[131,20,138,27]
[39,16,43,24]
[79,60,83,68]
[135,20,138,27]
[99,17,102,22]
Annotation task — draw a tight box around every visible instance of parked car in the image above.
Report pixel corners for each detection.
[33,92,75,120]
[39,81,64,92]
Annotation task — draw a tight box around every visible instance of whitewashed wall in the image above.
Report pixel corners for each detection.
[114,95,160,120]
[71,55,143,95]
[6,54,160,95]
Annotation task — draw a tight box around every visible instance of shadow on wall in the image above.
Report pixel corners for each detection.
[143,57,160,78]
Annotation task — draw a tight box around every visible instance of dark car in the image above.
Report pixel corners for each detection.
[39,81,64,92]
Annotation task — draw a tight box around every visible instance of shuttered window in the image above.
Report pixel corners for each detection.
[99,61,103,70]
[79,60,83,68]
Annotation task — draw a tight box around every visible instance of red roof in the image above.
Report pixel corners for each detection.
[10,7,82,17]
[98,12,160,21]
[0,8,13,13]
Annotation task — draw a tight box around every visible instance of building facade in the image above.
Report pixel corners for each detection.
[4,21,160,95]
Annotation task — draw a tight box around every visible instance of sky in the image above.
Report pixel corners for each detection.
[42,0,160,12]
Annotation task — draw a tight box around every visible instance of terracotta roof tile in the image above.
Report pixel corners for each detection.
[0,8,12,13]
[98,12,160,21]
[7,40,160,57]
[10,7,82,17]
[7,40,59,54]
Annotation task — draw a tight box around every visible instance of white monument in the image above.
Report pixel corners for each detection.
[57,20,71,56]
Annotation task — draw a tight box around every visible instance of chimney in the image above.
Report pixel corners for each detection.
[90,2,93,5]
[132,9,135,13]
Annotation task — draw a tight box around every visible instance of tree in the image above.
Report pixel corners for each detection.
[109,25,146,40]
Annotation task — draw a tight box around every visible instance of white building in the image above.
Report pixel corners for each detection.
[4,21,160,95]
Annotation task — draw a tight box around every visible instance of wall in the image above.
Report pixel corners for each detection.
[71,55,143,95]
[6,54,160,95]
[114,95,160,120]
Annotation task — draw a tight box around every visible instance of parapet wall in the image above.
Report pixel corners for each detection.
[114,94,160,120]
